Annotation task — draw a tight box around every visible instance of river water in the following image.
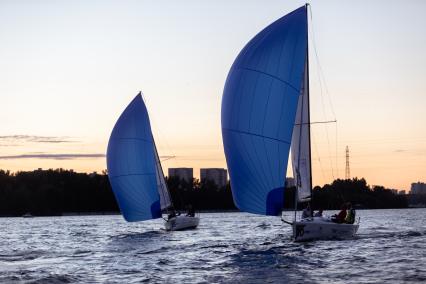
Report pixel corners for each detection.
[1,209,425,283]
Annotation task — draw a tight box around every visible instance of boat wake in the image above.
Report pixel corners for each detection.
[356,228,426,240]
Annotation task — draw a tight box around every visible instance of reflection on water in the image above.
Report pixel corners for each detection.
[0,209,426,283]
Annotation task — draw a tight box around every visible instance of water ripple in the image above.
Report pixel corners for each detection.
[0,210,425,283]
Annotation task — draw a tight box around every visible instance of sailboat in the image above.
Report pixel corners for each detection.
[221,4,359,241]
[107,93,200,231]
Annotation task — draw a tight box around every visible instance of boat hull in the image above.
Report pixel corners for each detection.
[164,215,200,231]
[293,217,359,242]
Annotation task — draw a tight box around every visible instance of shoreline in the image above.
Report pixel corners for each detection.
[2,207,425,218]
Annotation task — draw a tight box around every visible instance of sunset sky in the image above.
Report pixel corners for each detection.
[0,0,425,191]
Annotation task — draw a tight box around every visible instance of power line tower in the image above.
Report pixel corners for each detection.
[345,145,350,180]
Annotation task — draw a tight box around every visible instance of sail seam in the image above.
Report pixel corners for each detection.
[109,173,156,179]
[235,67,299,93]
[223,127,291,145]
[109,137,153,143]
[236,133,272,203]
[260,79,276,189]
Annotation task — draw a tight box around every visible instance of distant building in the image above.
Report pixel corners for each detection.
[285,177,295,188]
[399,190,406,195]
[200,168,227,188]
[168,168,193,183]
[411,182,426,195]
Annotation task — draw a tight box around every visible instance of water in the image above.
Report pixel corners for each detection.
[1,209,426,283]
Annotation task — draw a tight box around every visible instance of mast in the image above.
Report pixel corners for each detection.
[306,3,313,206]
[293,4,312,223]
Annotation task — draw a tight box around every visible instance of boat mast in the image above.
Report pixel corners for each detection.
[293,4,312,223]
[306,3,313,210]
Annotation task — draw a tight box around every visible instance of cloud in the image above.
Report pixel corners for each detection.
[0,153,105,160]
[0,135,77,144]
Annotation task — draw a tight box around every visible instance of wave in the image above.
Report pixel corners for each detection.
[111,230,165,241]
[0,270,82,284]
[71,249,93,257]
[256,222,271,229]
[0,250,48,262]
[357,229,426,240]
[26,274,82,284]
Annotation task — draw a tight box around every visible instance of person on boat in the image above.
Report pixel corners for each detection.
[168,210,176,220]
[186,204,195,217]
[301,204,312,219]
[345,202,356,224]
[168,209,181,220]
[314,209,323,217]
[331,204,347,223]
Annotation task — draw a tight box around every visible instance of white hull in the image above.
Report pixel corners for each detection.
[164,215,199,231]
[293,217,359,242]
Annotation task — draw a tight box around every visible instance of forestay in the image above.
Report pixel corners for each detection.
[107,94,162,222]
[221,6,308,216]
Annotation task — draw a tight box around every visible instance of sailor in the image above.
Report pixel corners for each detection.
[186,204,195,217]
[168,210,176,220]
[331,204,347,223]
[314,209,323,217]
[301,204,312,219]
[345,202,356,224]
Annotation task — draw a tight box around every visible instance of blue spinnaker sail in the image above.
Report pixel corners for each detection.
[107,94,161,222]
[221,6,308,215]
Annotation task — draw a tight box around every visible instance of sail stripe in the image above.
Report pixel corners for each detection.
[235,67,299,92]
[224,130,270,200]
[109,173,156,179]
[222,128,292,144]
[109,137,153,143]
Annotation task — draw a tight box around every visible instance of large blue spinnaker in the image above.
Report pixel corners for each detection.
[107,94,161,222]
[221,6,308,215]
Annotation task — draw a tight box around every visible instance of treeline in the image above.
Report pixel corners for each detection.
[166,176,236,211]
[0,169,408,217]
[282,178,407,210]
[0,169,118,216]
[0,169,235,217]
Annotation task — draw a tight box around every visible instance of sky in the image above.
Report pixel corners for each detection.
[0,0,425,191]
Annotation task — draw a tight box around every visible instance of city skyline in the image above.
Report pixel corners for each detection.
[0,0,425,191]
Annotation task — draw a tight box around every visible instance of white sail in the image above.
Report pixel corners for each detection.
[291,59,312,202]
[153,144,173,211]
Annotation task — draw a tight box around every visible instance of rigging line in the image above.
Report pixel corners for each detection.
[160,156,176,162]
[141,91,177,163]
[308,5,336,120]
[308,5,335,180]
[311,128,327,184]
[141,92,174,210]
[295,120,337,125]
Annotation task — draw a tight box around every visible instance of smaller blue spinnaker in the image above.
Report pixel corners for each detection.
[221,6,308,216]
[107,94,161,222]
